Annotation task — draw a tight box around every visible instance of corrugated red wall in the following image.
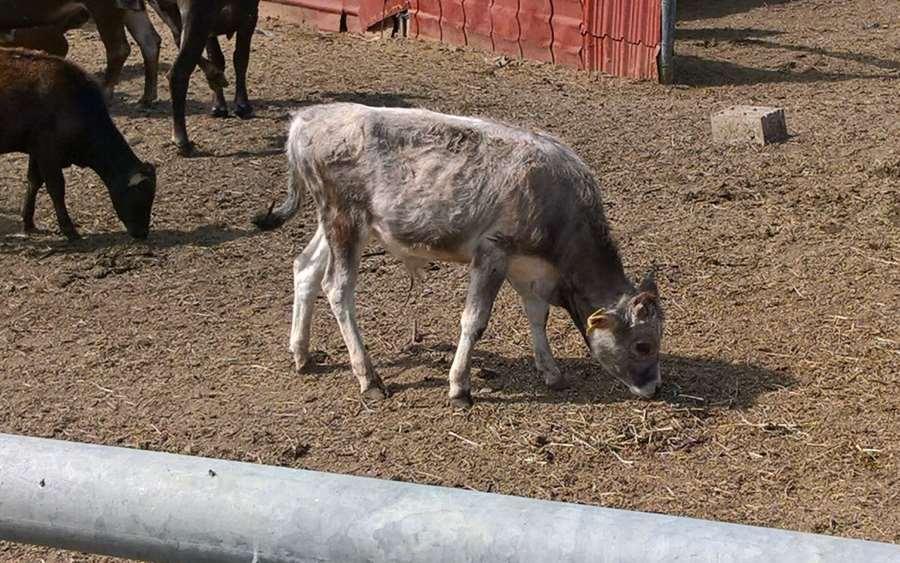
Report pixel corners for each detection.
[263,0,661,80]
[264,0,408,33]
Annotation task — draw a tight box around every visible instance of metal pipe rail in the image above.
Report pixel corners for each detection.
[1,433,898,562]
[659,0,677,84]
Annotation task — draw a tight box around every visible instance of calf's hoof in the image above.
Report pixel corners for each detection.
[546,375,570,392]
[293,352,313,373]
[234,102,254,119]
[448,390,473,409]
[361,384,389,401]
[211,105,229,118]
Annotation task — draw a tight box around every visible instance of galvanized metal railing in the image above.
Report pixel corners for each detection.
[1,433,897,562]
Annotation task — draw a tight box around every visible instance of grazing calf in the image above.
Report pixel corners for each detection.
[254,104,664,407]
[0,48,156,239]
[147,0,260,155]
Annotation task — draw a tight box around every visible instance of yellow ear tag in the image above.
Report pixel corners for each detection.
[587,310,610,332]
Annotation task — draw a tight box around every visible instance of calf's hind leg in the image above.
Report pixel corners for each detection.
[290,225,328,371]
[321,218,387,400]
[22,156,43,233]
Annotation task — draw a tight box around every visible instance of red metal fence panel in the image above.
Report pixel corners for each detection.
[552,0,586,70]
[263,0,661,80]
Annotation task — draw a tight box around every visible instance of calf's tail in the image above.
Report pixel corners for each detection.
[253,162,303,231]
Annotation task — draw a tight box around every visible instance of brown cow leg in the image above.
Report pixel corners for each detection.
[205,37,228,117]
[22,156,43,233]
[92,2,130,103]
[232,5,258,119]
[123,9,161,107]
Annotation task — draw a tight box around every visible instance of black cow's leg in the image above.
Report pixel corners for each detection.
[38,156,78,240]
[206,37,228,117]
[232,3,258,119]
[22,156,43,233]
[168,0,216,156]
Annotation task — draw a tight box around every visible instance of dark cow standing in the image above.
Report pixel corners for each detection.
[0,0,142,30]
[0,1,90,30]
[0,6,90,56]
[0,0,162,106]
[147,0,260,155]
[0,48,156,239]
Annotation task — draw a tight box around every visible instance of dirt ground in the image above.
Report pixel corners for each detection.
[1,0,898,560]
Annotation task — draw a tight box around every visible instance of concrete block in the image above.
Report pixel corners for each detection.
[711,106,788,145]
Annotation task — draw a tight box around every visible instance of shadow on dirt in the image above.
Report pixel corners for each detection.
[111,89,424,121]
[0,212,20,237]
[307,341,793,410]
[678,0,796,21]
[0,223,260,255]
[676,54,894,87]
[676,24,899,87]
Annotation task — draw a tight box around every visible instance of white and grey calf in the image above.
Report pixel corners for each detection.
[254,103,664,407]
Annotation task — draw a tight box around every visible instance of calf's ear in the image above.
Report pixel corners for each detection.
[587,309,618,332]
[638,269,658,296]
[630,291,659,322]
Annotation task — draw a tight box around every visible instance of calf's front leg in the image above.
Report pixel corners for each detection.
[447,244,508,408]
[38,159,78,240]
[518,290,567,390]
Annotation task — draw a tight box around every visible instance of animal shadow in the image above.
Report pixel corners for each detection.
[310,340,793,409]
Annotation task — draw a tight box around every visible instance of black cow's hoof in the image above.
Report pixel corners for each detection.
[175,141,195,157]
[138,96,157,109]
[62,228,82,241]
[234,103,254,119]
[211,106,229,118]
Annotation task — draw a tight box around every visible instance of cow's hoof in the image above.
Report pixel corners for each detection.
[234,102,254,119]
[448,390,473,409]
[175,141,195,157]
[138,95,157,108]
[293,354,313,373]
[362,384,388,401]
[62,228,81,241]
[546,376,570,391]
[211,106,229,118]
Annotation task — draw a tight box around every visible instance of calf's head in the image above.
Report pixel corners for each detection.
[111,162,156,239]
[586,272,664,398]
